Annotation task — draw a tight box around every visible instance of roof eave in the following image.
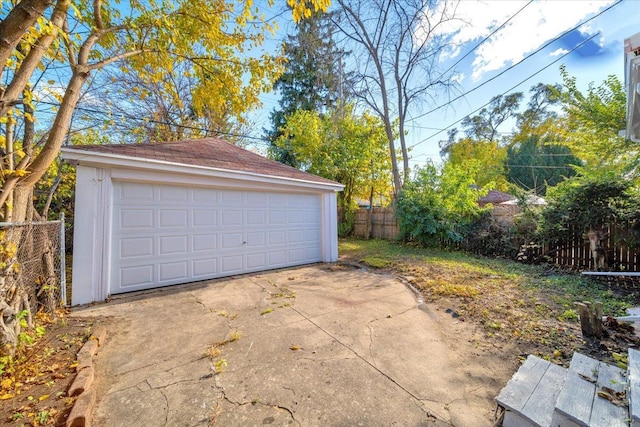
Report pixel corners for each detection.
[61,147,344,192]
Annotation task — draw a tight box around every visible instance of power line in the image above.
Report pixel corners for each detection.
[37,100,272,145]
[434,1,533,83]
[408,32,600,151]
[406,0,622,125]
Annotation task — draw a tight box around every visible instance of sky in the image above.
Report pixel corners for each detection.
[247,0,640,169]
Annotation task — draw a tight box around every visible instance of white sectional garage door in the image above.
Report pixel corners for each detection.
[110,181,323,294]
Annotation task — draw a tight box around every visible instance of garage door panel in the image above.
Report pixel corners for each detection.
[246,192,267,205]
[193,234,217,251]
[111,182,323,294]
[246,210,265,225]
[289,230,304,243]
[269,251,286,265]
[269,211,286,224]
[121,265,154,288]
[288,210,304,223]
[289,248,306,262]
[221,255,243,273]
[246,231,265,247]
[193,188,218,204]
[269,231,286,245]
[159,235,188,255]
[221,210,243,226]
[222,233,243,249]
[159,261,188,282]
[221,191,243,204]
[120,209,154,229]
[269,193,288,205]
[246,253,266,269]
[120,237,154,258]
[159,210,188,228]
[193,210,217,226]
[120,182,154,201]
[193,258,217,277]
[159,186,188,201]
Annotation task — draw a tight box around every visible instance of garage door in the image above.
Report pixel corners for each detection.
[110,181,322,294]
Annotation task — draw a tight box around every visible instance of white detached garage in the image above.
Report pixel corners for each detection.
[62,138,343,305]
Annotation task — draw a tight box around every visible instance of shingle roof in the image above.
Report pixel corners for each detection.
[478,190,516,206]
[69,138,340,186]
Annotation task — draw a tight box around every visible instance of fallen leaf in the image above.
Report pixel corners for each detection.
[0,393,15,400]
[38,394,49,401]
[290,345,301,351]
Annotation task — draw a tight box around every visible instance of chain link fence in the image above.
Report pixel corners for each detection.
[0,217,66,317]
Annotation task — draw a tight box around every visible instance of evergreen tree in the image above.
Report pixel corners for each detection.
[267,11,351,166]
[506,135,580,195]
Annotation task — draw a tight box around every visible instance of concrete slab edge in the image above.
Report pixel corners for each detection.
[66,325,106,427]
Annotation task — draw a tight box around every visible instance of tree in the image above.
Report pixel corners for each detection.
[92,60,251,145]
[0,0,330,356]
[460,93,523,143]
[540,174,640,246]
[514,83,561,141]
[267,10,350,166]
[556,66,634,177]
[440,137,508,191]
[506,136,580,195]
[0,0,331,223]
[275,104,392,215]
[332,0,458,196]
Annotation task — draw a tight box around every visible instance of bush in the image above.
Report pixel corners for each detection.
[395,163,486,246]
[539,175,640,247]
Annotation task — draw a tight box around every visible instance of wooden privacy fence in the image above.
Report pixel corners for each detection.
[351,207,399,240]
[341,206,640,272]
[539,224,640,272]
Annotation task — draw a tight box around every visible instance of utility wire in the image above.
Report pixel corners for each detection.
[406,0,622,124]
[433,1,533,84]
[408,32,600,152]
[37,100,271,144]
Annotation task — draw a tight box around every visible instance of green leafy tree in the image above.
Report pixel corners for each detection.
[460,93,524,143]
[275,104,392,213]
[267,10,349,166]
[556,65,634,177]
[441,137,508,191]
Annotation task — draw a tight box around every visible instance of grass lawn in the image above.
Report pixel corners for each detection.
[339,238,640,367]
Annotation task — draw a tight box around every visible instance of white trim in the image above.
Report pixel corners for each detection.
[61,147,344,192]
[70,165,341,305]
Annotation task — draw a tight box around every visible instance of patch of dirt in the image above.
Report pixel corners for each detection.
[0,315,94,426]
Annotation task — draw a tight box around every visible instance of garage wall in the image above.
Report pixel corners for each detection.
[71,165,339,305]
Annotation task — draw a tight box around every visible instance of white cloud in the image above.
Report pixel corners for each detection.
[549,48,569,57]
[426,0,615,81]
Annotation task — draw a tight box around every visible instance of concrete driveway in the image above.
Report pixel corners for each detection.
[74,264,508,426]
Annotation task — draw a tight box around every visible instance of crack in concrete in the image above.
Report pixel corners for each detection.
[190,291,209,311]
[159,388,170,426]
[367,322,377,368]
[212,373,300,426]
[289,305,449,424]
[112,352,208,378]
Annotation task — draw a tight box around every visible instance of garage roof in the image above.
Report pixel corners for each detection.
[62,138,343,190]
